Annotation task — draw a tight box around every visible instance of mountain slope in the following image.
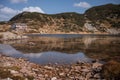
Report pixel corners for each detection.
[10,12,85,33]
[9,4,120,34]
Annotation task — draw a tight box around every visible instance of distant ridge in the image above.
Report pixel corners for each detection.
[9,4,120,34]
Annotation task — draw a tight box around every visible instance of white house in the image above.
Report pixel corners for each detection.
[11,23,27,31]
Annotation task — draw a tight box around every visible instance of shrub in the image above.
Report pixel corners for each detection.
[101,60,120,80]
[0,34,3,39]
[0,67,12,78]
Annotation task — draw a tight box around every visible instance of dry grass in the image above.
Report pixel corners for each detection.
[101,60,120,79]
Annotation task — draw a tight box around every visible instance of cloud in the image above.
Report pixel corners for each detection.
[0,7,19,14]
[0,6,45,21]
[74,2,91,8]
[22,7,45,13]
[9,0,27,3]
[0,6,20,21]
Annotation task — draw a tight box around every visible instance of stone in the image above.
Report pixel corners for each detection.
[44,66,53,70]
[94,73,101,79]
[76,60,81,64]
[3,77,13,80]
[59,72,65,76]
[0,54,105,80]
[86,72,92,78]
[92,62,103,69]
[4,62,11,66]
[10,70,18,74]
[81,69,90,72]
[51,77,57,80]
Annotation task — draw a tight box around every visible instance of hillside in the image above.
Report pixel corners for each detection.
[9,4,120,34]
[85,4,120,33]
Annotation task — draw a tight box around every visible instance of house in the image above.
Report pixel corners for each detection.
[11,23,27,31]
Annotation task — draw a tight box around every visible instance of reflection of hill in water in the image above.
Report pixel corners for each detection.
[0,44,90,64]
[0,44,22,57]
[10,36,120,53]
[1,35,120,62]
[10,37,97,53]
[23,51,90,64]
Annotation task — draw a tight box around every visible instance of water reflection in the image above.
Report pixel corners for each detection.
[0,44,22,57]
[1,39,28,45]
[0,44,90,64]
[0,34,120,63]
[83,37,97,48]
[24,52,90,64]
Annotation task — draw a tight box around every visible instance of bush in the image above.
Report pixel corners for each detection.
[101,60,120,80]
[0,68,12,78]
[0,34,3,39]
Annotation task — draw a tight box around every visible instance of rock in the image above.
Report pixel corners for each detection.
[44,66,53,70]
[92,62,103,69]
[76,60,81,64]
[10,70,18,74]
[4,62,11,67]
[51,77,57,80]
[28,42,35,46]
[32,68,39,72]
[44,74,48,77]
[59,72,65,76]
[81,69,90,72]
[0,54,105,80]
[86,72,92,78]
[78,76,84,80]
[2,77,13,80]
[94,73,101,79]
[74,66,81,70]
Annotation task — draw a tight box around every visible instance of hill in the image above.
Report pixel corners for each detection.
[9,4,120,34]
[85,4,120,33]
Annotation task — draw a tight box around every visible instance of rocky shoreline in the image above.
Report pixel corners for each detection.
[0,54,107,80]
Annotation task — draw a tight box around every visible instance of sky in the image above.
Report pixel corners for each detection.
[0,0,120,21]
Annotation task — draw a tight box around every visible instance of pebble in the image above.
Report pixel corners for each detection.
[0,54,105,80]
[51,77,57,80]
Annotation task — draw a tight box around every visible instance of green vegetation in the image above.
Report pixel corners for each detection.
[52,12,85,27]
[0,21,7,25]
[85,4,120,29]
[85,4,120,22]
[10,12,85,32]
[9,4,120,33]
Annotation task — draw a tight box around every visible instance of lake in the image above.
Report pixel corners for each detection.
[0,34,120,64]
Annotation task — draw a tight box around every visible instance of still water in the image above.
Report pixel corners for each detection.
[0,34,120,64]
